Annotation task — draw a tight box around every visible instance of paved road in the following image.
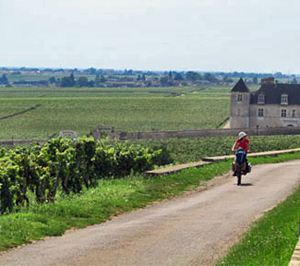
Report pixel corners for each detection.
[1,161,300,266]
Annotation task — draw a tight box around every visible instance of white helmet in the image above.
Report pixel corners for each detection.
[238,132,247,139]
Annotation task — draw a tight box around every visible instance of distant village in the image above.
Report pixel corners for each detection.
[0,67,298,88]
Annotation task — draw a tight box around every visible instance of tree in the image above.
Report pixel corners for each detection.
[60,73,76,87]
[100,75,106,83]
[95,74,101,87]
[124,69,133,75]
[274,72,283,78]
[203,73,219,83]
[84,68,97,75]
[95,74,106,86]
[76,76,89,87]
[61,77,72,87]
[291,77,298,84]
[88,80,95,87]
[174,73,184,81]
[160,76,169,86]
[223,76,233,83]
[49,76,56,84]
[0,74,9,84]
[186,71,201,82]
[252,75,258,84]
[70,73,75,86]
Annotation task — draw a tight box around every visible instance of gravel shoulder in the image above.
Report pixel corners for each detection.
[1,161,300,266]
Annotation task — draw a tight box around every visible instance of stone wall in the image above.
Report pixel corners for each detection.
[109,127,300,141]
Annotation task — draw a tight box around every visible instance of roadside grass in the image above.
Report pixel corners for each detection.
[214,152,300,266]
[249,151,300,165]
[0,151,300,259]
[215,187,300,266]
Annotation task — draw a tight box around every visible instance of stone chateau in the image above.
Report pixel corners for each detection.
[230,77,300,128]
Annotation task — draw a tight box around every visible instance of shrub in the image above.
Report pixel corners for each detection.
[0,138,162,214]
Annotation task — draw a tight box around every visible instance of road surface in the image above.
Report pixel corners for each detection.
[1,161,300,266]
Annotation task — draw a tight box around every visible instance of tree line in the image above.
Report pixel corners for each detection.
[1,71,299,88]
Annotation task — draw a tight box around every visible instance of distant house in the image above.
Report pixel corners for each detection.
[230,77,300,128]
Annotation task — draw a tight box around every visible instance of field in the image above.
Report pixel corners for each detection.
[139,135,300,163]
[1,82,300,265]
[0,86,232,140]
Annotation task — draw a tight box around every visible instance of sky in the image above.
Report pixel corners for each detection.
[1,0,300,73]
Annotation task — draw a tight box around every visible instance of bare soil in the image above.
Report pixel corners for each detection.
[1,161,300,266]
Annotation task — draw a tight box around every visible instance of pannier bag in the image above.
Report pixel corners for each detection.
[247,163,251,173]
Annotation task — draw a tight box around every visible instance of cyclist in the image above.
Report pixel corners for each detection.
[231,132,250,154]
[231,132,250,178]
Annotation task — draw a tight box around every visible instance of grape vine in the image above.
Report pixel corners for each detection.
[0,137,162,214]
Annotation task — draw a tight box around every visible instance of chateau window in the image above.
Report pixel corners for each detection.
[281,94,288,105]
[257,94,265,104]
[258,108,264,117]
[236,94,243,102]
[292,109,296,118]
[281,109,287,118]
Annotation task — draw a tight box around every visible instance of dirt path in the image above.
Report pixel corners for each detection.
[1,161,300,266]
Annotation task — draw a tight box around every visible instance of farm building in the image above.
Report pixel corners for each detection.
[230,77,300,128]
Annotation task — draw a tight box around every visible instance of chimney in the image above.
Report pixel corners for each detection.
[261,77,275,85]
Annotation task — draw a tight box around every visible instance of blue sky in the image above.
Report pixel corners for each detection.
[1,0,300,73]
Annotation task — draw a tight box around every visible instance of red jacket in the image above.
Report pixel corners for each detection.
[235,137,250,152]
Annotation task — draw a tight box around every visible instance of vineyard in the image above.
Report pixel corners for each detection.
[0,137,162,214]
[0,86,230,140]
[1,85,297,215]
[139,134,300,163]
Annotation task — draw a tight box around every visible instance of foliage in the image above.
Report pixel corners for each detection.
[0,74,9,84]
[203,72,219,83]
[186,71,202,81]
[0,138,162,214]
[140,135,300,163]
[60,73,75,87]
[49,76,56,84]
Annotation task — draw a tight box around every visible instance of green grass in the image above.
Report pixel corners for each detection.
[1,151,300,253]
[216,187,300,266]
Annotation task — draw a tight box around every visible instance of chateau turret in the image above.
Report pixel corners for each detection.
[230,78,251,128]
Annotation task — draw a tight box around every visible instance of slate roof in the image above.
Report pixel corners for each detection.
[231,78,250,92]
[250,83,300,105]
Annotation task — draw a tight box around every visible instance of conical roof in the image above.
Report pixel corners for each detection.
[231,78,250,92]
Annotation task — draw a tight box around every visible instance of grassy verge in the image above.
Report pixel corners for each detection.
[214,152,300,266]
[216,187,300,266]
[0,151,300,257]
